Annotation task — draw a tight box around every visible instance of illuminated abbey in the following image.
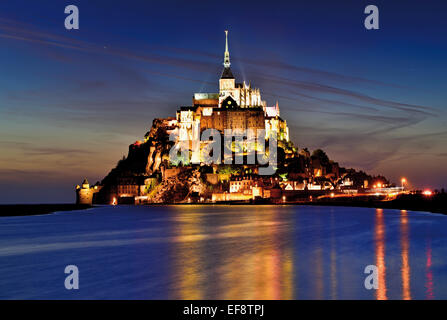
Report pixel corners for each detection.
[175,30,289,147]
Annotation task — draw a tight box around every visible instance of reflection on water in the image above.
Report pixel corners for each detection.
[1,205,446,299]
[166,206,446,300]
[330,210,337,300]
[375,209,388,300]
[170,207,294,299]
[426,237,434,299]
[174,212,204,299]
[314,213,324,299]
[400,210,411,300]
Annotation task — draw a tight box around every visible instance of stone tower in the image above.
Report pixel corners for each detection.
[76,178,94,205]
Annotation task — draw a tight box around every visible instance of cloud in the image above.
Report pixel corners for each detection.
[239,57,405,88]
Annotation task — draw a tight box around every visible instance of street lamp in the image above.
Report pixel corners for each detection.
[401,178,407,190]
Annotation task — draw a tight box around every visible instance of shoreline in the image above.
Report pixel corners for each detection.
[298,200,447,216]
[1,197,446,217]
[0,204,92,217]
[142,195,447,215]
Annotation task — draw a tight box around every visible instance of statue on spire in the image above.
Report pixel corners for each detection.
[224,30,231,68]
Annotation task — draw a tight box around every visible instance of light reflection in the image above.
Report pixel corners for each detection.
[173,209,204,299]
[281,247,294,299]
[374,209,387,300]
[170,206,294,299]
[425,238,434,299]
[313,212,324,299]
[400,210,411,300]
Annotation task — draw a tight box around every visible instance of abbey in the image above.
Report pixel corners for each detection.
[174,31,289,144]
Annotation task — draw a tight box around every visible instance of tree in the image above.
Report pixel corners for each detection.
[312,149,330,166]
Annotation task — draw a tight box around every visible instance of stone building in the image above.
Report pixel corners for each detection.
[75,178,100,205]
[174,30,290,164]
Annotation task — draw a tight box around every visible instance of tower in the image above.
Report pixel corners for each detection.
[76,178,93,205]
[75,178,100,205]
[219,30,235,107]
[223,30,230,68]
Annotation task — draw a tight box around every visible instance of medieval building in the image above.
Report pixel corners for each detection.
[175,31,290,150]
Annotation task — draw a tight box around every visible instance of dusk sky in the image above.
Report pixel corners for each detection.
[1,0,446,203]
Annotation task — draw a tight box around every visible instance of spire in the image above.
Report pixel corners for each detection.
[220,30,234,79]
[223,30,230,68]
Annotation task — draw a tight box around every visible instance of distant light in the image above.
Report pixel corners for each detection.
[423,190,433,196]
[373,185,377,188]
[282,196,286,202]
[388,192,398,197]
[377,183,382,188]
[330,193,335,198]
[402,178,407,183]
[112,197,117,206]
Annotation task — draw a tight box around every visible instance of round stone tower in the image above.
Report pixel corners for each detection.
[76,178,93,205]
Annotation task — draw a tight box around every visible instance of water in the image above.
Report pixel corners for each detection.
[0,205,446,300]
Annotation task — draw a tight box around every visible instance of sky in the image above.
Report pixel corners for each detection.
[0,0,446,203]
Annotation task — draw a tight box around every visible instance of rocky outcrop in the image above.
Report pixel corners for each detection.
[144,119,173,175]
[150,168,207,203]
[94,118,174,204]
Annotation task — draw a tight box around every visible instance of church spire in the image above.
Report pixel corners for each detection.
[223,30,230,68]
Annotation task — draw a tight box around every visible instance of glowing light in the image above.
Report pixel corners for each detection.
[330,193,335,198]
[112,197,117,206]
[401,178,407,191]
[373,185,377,189]
[388,192,398,198]
[282,196,286,202]
[423,190,433,196]
[375,208,388,300]
[377,183,382,188]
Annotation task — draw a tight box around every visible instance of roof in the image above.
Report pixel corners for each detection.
[222,95,238,109]
[220,67,234,79]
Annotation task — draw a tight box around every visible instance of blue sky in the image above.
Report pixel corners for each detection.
[0,0,446,203]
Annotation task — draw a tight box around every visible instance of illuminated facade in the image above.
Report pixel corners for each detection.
[75,178,100,205]
[175,31,290,155]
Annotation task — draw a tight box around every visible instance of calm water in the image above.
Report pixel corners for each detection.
[0,205,446,299]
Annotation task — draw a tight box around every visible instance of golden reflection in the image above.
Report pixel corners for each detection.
[425,238,434,299]
[374,209,387,300]
[172,207,204,299]
[171,206,294,300]
[281,247,294,299]
[400,210,411,300]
